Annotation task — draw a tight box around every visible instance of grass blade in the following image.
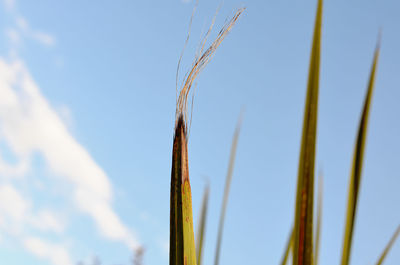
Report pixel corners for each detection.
[170,116,197,265]
[280,229,294,265]
[340,41,380,265]
[375,224,400,265]
[315,172,323,265]
[214,114,242,265]
[196,183,210,265]
[293,0,322,264]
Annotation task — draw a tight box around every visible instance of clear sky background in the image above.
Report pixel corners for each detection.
[0,0,399,265]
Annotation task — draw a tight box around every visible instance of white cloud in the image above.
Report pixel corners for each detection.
[14,16,56,47]
[2,0,16,11]
[31,31,56,46]
[0,2,140,264]
[0,58,140,250]
[0,183,65,234]
[5,28,21,45]
[0,184,30,223]
[0,183,71,263]
[57,104,73,128]
[3,15,55,51]
[0,154,29,178]
[76,188,138,248]
[23,236,73,265]
[16,16,28,32]
[30,210,65,234]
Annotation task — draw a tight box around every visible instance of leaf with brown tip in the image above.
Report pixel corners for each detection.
[170,115,196,265]
[171,6,245,265]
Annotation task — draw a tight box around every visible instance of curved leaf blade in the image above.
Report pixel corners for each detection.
[340,42,380,265]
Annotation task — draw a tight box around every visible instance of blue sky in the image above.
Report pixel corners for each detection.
[0,0,399,265]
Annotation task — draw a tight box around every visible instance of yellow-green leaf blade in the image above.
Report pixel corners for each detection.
[196,184,210,265]
[280,228,294,265]
[340,42,380,265]
[182,179,197,265]
[170,116,197,265]
[293,0,322,265]
[375,224,400,265]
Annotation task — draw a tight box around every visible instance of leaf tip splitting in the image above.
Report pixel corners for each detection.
[175,7,245,130]
[171,7,244,265]
[173,115,189,183]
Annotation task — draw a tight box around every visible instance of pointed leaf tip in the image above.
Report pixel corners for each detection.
[340,40,380,265]
[293,0,322,264]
